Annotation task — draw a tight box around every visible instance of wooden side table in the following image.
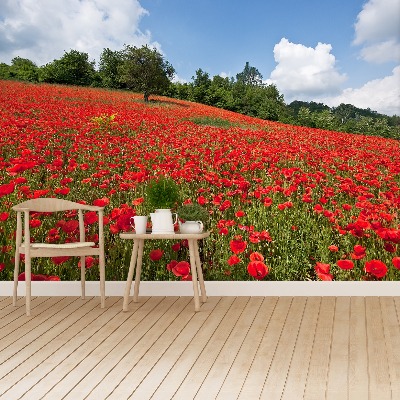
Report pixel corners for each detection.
[120,231,210,312]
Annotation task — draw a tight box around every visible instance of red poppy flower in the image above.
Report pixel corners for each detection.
[351,244,366,260]
[0,263,5,272]
[263,197,272,207]
[167,260,178,271]
[316,271,333,281]
[314,262,333,280]
[227,255,241,266]
[61,220,79,233]
[181,274,192,281]
[247,261,268,280]
[249,252,264,262]
[337,259,354,270]
[315,262,330,275]
[0,183,15,197]
[313,204,323,213]
[78,256,97,269]
[392,257,400,270]
[132,197,144,206]
[219,200,231,211]
[54,187,70,195]
[94,197,110,207]
[230,236,247,254]
[364,259,387,278]
[33,189,50,198]
[0,212,10,221]
[197,196,208,205]
[235,210,245,217]
[46,275,61,281]
[328,245,339,252]
[149,249,164,261]
[260,231,273,242]
[32,274,48,281]
[116,213,134,232]
[52,256,72,265]
[384,242,396,253]
[171,242,181,252]
[172,261,190,277]
[29,219,42,228]
[84,211,98,225]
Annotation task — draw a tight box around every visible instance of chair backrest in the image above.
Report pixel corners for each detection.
[12,198,103,212]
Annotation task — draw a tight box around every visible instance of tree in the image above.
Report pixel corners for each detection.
[190,68,211,104]
[40,50,96,86]
[99,48,124,89]
[0,63,11,80]
[9,57,39,82]
[236,62,263,86]
[119,45,175,102]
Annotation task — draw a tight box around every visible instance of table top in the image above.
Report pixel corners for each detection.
[120,231,210,240]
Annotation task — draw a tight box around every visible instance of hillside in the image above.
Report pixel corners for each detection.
[1,80,399,282]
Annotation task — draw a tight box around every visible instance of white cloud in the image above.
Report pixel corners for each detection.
[317,66,400,116]
[353,0,400,63]
[0,0,157,66]
[267,38,347,103]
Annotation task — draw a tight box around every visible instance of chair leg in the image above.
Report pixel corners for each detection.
[80,256,85,300]
[25,256,31,317]
[13,251,20,306]
[99,252,105,309]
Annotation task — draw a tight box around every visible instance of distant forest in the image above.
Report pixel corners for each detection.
[1,47,399,140]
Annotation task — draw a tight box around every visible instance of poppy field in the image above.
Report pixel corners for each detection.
[0,80,399,282]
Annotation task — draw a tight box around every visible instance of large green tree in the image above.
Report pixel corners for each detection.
[40,50,96,86]
[118,45,175,102]
[9,57,39,82]
[236,61,263,86]
[98,48,124,89]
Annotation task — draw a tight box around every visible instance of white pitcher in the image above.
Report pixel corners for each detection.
[150,209,177,233]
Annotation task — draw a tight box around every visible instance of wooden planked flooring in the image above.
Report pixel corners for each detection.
[0,295,399,399]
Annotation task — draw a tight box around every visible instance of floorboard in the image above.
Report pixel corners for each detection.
[0,295,398,400]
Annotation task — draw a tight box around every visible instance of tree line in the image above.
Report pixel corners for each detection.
[1,46,398,139]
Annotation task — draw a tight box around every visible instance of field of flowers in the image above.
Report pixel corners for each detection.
[0,80,399,282]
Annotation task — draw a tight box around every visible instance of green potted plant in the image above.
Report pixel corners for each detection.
[177,203,209,233]
[145,176,181,233]
[145,176,180,210]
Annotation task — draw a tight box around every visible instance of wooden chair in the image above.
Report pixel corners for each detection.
[13,198,105,316]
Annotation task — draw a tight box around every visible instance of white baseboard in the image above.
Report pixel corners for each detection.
[1,281,399,297]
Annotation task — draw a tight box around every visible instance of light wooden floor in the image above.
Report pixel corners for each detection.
[0,295,399,400]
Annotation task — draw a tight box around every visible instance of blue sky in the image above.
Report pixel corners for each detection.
[0,0,399,115]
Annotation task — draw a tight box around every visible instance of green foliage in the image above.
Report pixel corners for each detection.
[0,63,11,79]
[288,101,399,139]
[189,116,237,128]
[39,50,96,86]
[236,61,263,86]
[177,203,209,225]
[118,45,175,102]
[98,48,124,89]
[9,57,39,82]
[145,176,181,210]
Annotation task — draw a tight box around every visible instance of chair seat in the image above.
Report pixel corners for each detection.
[23,242,96,249]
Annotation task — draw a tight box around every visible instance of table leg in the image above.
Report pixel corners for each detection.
[133,239,144,302]
[123,240,139,311]
[194,240,207,303]
[188,239,200,311]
